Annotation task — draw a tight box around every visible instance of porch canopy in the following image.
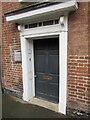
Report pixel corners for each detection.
[5,0,78,24]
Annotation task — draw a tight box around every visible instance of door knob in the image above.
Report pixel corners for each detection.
[34,75,37,78]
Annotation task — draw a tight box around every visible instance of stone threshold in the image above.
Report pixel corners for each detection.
[29,97,59,112]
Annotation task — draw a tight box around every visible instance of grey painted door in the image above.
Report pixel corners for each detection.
[34,38,59,103]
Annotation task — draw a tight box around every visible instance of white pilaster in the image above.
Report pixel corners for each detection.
[59,31,68,114]
[20,36,34,101]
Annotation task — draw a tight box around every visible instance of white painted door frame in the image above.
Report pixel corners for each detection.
[20,16,68,114]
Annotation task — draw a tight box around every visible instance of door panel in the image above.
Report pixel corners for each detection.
[49,55,59,74]
[35,55,47,73]
[34,38,59,103]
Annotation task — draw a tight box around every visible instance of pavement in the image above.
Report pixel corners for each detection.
[0,92,2,120]
[2,93,67,118]
[2,93,89,118]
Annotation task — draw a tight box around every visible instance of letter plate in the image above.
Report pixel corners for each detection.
[43,75,53,80]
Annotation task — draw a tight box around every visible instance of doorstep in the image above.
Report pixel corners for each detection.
[29,97,59,112]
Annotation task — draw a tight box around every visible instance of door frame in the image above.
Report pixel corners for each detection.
[20,16,68,114]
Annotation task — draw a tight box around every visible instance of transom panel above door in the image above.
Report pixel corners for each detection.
[34,38,59,103]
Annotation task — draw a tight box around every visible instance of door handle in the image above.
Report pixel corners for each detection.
[34,75,37,78]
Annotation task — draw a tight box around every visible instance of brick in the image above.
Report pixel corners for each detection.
[77,95,84,99]
[77,89,85,93]
[69,88,77,92]
[76,86,86,90]
[69,93,77,97]
[76,98,86,103]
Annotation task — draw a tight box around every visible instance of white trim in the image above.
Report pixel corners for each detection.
[30,40,35,97]
[21,17,68,37]
[20,36,29,100]
[59,32,67,114]
[20,16,68,114]
[6,1,78,23]
[20,37,35,101]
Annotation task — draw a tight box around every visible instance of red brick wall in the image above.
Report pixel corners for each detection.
[2,2,25,92]
[88,2,90,112]
[68,3,90,112]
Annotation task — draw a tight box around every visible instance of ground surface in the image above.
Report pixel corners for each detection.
[2,93,89,118]
[0,92,2,119]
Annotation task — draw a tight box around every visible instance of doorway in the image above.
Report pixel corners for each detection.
[34,38,59,103]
